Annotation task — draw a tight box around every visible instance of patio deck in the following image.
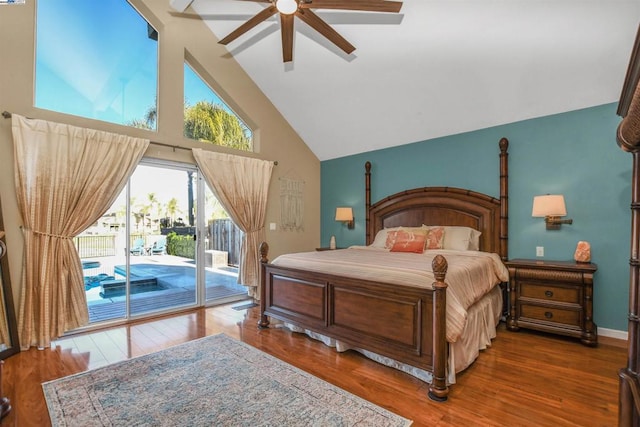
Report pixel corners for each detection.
[83,255,247,323]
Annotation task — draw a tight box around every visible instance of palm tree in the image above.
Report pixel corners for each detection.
[128,103,157,130]
[183,101,251,151]
[166,198,180,227]
[130,99,251,150]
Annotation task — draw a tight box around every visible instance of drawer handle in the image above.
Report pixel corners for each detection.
[545,311,553,319]
[545,290,554,298]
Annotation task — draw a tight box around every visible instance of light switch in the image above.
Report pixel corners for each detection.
[269,223,276,231]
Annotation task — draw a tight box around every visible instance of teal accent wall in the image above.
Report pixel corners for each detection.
[321,103,630,332]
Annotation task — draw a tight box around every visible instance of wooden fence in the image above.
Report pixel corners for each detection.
[208,219,242,266]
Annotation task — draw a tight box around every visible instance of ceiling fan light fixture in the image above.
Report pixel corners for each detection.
[276,0,298,15]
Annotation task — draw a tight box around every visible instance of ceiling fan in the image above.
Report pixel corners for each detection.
[170,0,403,62]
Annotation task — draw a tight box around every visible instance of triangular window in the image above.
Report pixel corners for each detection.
[184,62,253,152]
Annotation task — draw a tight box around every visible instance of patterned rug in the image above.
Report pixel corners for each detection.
[43,334,412,426]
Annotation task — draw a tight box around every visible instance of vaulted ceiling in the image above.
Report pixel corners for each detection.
[181,0,640,160]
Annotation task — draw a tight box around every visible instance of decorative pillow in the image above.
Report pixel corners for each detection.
[389,229,428,253]
[425,226,445,249]
[370,226,427,249]
[423,225,482,251]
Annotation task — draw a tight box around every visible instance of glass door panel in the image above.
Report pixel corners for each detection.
[81,161,199,324]
[202,183,247,304]
[128,163,198,316]
[80,184,127,323]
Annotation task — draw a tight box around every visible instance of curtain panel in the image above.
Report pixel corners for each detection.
[12,115,149,349]
[192,149,273,300]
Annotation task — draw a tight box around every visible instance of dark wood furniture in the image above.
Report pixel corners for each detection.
[616,23,640,427]
[258,137,509,402]
[315,247,345,251]
[506,259,597,346]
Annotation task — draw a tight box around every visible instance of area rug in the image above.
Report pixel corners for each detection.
[42,333,412,426]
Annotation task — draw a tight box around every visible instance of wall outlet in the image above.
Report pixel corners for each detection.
[269,222,276,231]
[536,246,544,257]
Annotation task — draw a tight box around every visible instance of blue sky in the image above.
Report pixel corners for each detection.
[35,0,228,129]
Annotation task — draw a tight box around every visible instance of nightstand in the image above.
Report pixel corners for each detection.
[505,259,597,346]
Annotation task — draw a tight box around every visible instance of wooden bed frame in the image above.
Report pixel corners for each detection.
[616,24,640,427]
[258,137,510,401]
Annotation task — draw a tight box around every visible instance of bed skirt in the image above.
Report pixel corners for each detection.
[283,285,503,385]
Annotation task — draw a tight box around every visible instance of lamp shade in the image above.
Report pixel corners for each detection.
[532,195,567,217]
[335,207,353,222]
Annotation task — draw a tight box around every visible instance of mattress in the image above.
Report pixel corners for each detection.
[272,246,509,342]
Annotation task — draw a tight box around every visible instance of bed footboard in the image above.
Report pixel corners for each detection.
[258,242,450,401]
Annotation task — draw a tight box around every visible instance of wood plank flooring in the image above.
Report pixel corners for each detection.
[0,304,627,426]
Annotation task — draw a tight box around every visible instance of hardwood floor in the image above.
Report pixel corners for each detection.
[0,304,627,426]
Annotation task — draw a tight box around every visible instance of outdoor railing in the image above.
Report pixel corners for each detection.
[73,235,117,258]
[75,219,242,266]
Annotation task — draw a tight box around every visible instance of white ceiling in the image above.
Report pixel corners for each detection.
[187,0,640,161]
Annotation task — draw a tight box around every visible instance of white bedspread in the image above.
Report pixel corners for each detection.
[272,247,509,342]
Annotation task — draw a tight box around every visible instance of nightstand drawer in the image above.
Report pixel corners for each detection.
[520,304,581,327]
[519,282,580,304]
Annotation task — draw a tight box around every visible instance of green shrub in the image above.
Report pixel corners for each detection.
[166,232,195,259]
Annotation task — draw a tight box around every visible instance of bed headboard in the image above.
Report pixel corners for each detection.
[365,137,509,261]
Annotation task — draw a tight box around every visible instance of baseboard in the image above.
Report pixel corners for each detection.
[599,327,628,342]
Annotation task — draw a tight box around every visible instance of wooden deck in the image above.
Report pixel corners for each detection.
[87,283,247,322]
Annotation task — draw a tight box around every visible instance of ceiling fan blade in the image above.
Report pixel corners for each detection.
[218,5,279,45]
[281,14,295,62]
[296,8,355,55]
[299,0,403,13]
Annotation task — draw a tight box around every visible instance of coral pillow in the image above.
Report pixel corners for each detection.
[390,229,427,253]
[383,226,427,249]
[425,227,445,249]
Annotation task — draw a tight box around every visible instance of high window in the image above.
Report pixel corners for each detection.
[35,0,158,130]
[184,63,253,151]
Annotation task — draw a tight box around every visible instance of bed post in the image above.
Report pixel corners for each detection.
[258,242,270,329]
[499,137,509,262]
[365,161,372,245]
[429,254,449,402]
[616,27,640,425]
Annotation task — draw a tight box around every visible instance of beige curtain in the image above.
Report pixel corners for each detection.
[192,149,273,300]
[12,114,149,350]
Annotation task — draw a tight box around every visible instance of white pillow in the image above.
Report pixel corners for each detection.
[370,228,394,248]
[423,225,481,251]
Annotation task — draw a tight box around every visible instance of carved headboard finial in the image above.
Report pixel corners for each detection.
[499,137,509,153]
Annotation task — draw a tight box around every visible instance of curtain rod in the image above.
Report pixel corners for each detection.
[2,111,277,165]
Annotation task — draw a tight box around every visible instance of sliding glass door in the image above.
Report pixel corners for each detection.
[81,161,199,323]
[79,160,247,325]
